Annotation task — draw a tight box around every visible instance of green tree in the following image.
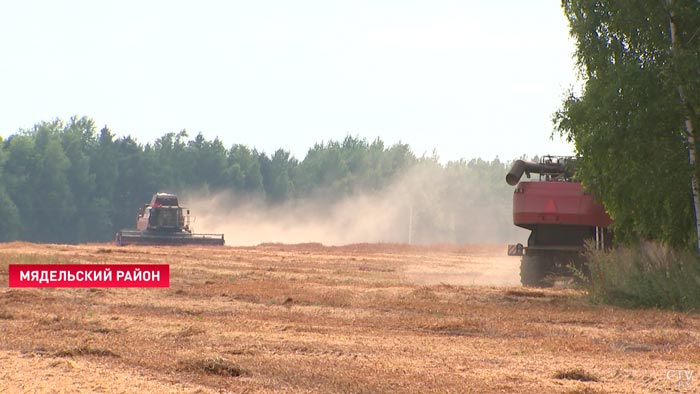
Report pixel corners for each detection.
[227,144,264,193]
[260,149,297,202]
[152,130,189,191]
[555,0,700,248]
[88,127,119,239]
[62,116,99,241]
[112,136,159,232]
[0,136,20,240]
[296,140,352,197]
[188,133,228,189]
[32,121,76,242]
[3,134,37,238]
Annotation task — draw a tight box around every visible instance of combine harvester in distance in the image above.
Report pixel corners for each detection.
[115,193,225,246]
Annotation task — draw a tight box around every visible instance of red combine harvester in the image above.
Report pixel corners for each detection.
[115,193,225,246]
[506,156,612,286]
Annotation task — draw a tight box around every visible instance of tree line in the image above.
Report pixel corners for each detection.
[0,116,514,244]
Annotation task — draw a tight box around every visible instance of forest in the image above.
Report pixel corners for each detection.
[0,116,516,244]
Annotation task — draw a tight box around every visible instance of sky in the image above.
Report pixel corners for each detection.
[0,1,579,162]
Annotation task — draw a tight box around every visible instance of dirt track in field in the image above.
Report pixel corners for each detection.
[0,242,698,393]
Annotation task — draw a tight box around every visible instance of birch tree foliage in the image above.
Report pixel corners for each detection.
[555,0,700,248]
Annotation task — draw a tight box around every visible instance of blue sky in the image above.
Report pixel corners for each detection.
[0,1,578,162]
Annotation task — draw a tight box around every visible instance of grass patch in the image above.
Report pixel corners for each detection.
[505,289,546,298]
[163,325,205,338]
[0,310,14,320]
[178,356,244,377]
[420,317,488,337]
[563,388,605,394]
[21,346,52,356]
[54,345,119,358]
[89,326,114,334]
[554,368,598,382]
[0,253,78,265]
[583,243,700,310]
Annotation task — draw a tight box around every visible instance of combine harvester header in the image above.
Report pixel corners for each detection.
[115,193,225,246]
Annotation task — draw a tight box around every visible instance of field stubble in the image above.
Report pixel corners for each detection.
[0,242,698,393]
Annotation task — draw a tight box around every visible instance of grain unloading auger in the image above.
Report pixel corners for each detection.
[115,193,225,246]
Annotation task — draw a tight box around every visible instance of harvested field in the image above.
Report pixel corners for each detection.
[0,242,698,393]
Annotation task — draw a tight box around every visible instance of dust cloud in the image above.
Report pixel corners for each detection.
[180,163,529,247]
[403,254,522,287]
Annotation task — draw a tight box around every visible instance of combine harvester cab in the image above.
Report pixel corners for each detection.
[505,156,612,287]
[115,193,225,246]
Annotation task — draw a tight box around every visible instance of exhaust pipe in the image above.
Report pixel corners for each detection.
[506,159,569,186]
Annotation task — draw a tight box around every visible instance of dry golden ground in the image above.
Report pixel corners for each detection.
[0,242,698,393]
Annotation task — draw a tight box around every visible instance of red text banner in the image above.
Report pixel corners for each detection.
[8,264,170,288]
